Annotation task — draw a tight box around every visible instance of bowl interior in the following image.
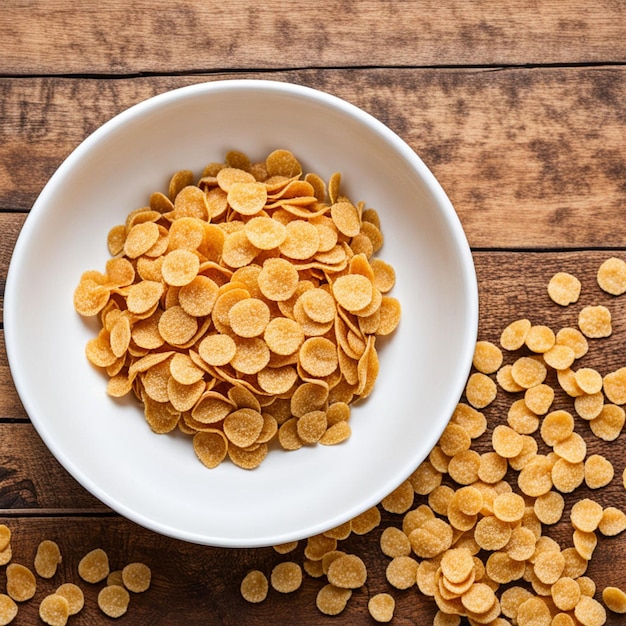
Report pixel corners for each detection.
[5,80,477,547]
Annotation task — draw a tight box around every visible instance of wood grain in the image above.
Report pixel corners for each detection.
[0,332,25,417]
[0,213,25,326]
[0,423,105,512]
[1,1,625,75]
[2,67,626,248]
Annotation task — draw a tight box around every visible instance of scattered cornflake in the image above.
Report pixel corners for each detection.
[472,340,503,374]
[385,555,418,590]
[0,526,11,553]
[552,576,581,611]
[602,586,626,613]
[465,372,497,409]
[534,490,565,525]
[38,594,70,626]
[0,544,13,567]
[584,454,614,489]
[122,562,152,593]
[578,305,612,338]
[270,562,303,594]
[0,595,17,626]
[273,541,299,555]
[603,368,626,405]
[525,324,556,353]
[379,527,411,558]
[97,585,130,619]
[500,318,532,351]
[55,584,84,616]
[368,592,395,622]
[548,271,582,306]
[315,584,352,616]
[510,356,547,389]
[326,554,367,589]
[380,480,414,514]
[240,570,269,603]
[216,251,626,624]
[597,257,626,295]
[574,594,606,626]
[598,506,626,537]
[5,563,36,602]
[78,548,110,584]
[540,409,574,446]
[34,540,62,579]
[571,499,604,533]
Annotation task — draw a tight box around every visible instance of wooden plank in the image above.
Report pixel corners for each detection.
[0,332,25,418]
[0,212,25,325]
[2,68,626,247]
[0,515,430,625]
[0,423,105,511]
[1,1,625,75]
[0,512,624,625]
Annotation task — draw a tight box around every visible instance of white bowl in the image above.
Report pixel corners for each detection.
[5,80,478,547]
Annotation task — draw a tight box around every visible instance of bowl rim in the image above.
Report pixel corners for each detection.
[5,79,478,546]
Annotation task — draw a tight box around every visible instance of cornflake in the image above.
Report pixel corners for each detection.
[368,592,395,623]
[598,506,626,536]
[270,562,303,593]
[534,491,565,525]
[326,554,367,589]
[78,548,110,584]
[0,526,11,553]
[570,498,603,533]
[548,272,581,305]
[34,540,62,579]
[385,555,418,589]
[0,595,17,625]
[597,257,626,295]
[574,595,606,626]
[552,576,581,611]
[38,594,69,626]
[74,149,400,469]
[500,319,531,351]
[602,586,626,613]
[472,341,503,374]
[584,454,614,489]
[511,356,547,389]
[465,373,497,409]
[523,384,554,416]
[97,585,130,619]
[578,305,612,338]
[315,584,352,616]
[379,527,411,558]
[122,562,152,593]
[589,404,626,441]
[6,563,36,602]
[602,367,626,405]
[525,324,556,353]
[55,584,84,616]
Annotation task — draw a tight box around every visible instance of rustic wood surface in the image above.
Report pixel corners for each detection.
[2,2,626,624]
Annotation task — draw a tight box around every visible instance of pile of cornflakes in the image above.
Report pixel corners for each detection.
[73,149,400,469]
[240,258,626,625]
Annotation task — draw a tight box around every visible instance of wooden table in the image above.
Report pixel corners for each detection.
[2,2,626,624]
